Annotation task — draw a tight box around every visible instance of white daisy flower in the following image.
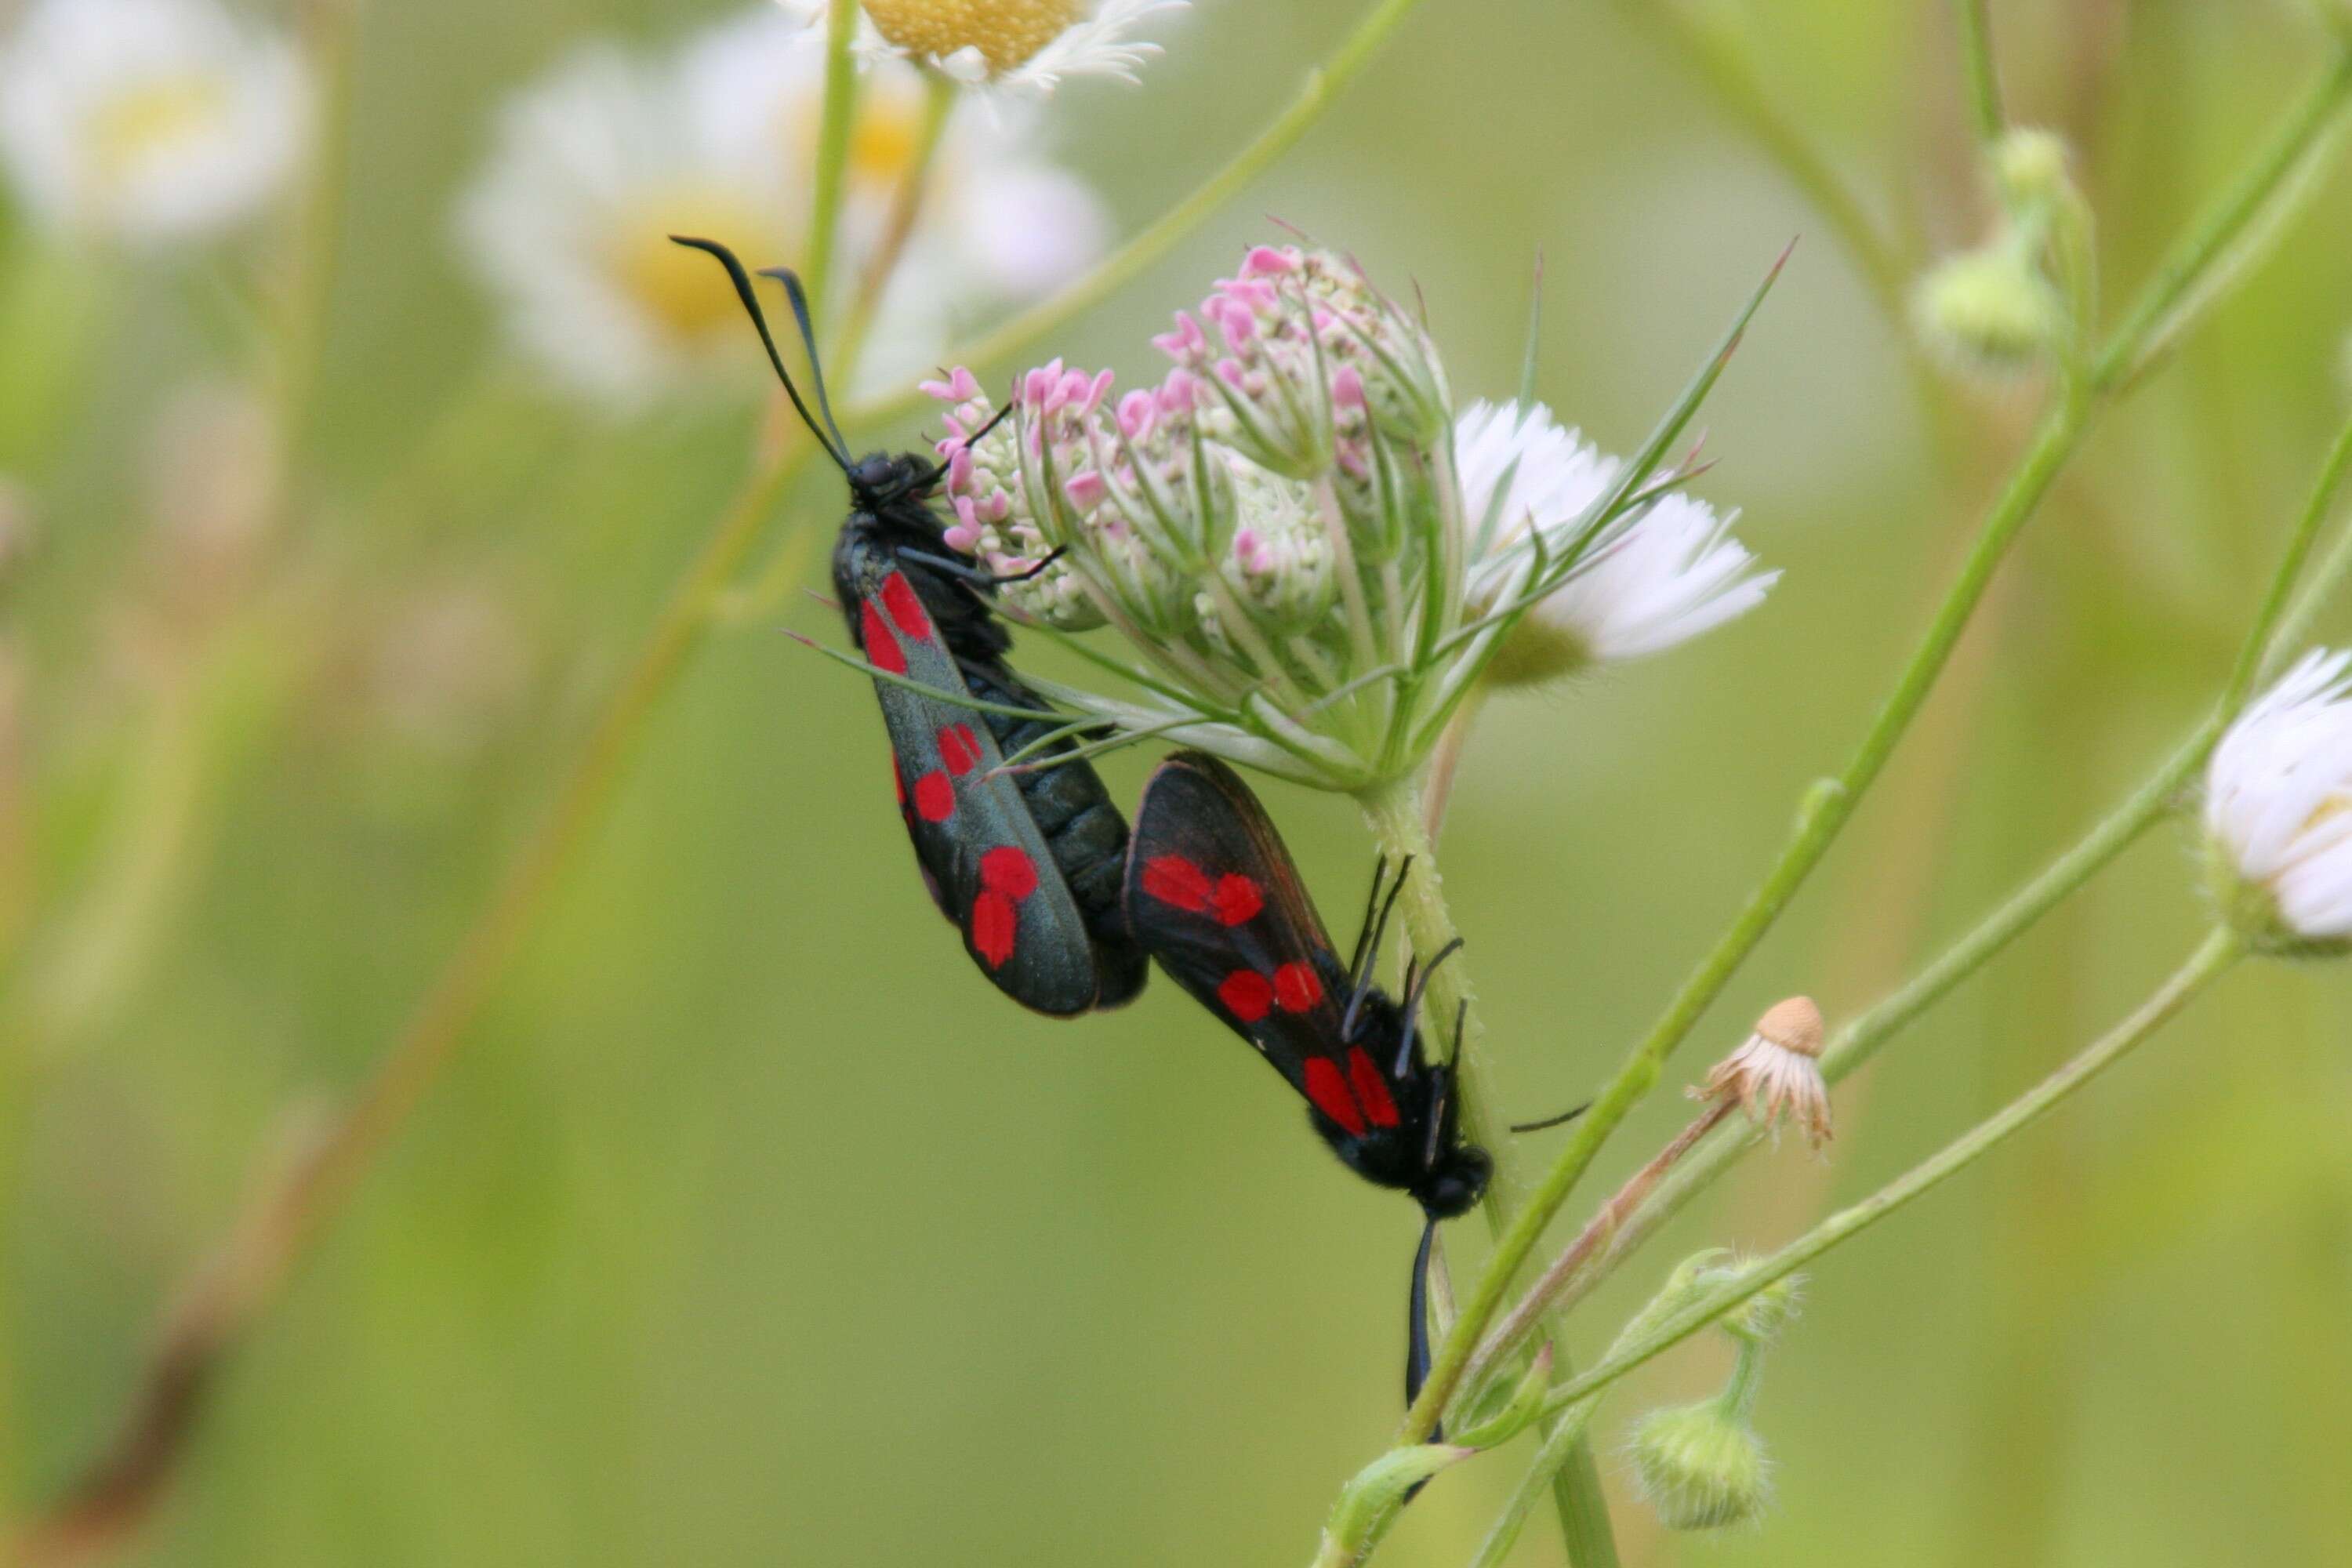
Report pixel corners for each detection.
[781,0,1185,95]
[1691,996,1831,1149]
[456,6,1109,411]
[2204,648,2352,949]
[0,0,310,245]
[1457,399,1776,685]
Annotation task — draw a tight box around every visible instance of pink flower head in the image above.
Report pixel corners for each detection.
[920,367,983,404]
[1232,527,1267,571]
[1153,312,1208,362]
[1330,365,1367,410]
[1216,277,1280,314]
[1241,245,1301,278]
[1065,469,1108,512]
[1116,388,1156,440]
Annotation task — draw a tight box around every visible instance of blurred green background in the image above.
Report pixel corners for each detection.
[7,1,2352,1564]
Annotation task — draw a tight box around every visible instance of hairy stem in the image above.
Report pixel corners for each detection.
[1541,928,2243,1414]
[1357,49,2352,1548]
[1550,401,2352,1311]
[1356,778,1621,1568]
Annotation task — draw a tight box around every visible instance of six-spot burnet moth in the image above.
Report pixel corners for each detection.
[1123,750,1562,1408]
[671,235,1146,1018]
[681,236,1569,1421]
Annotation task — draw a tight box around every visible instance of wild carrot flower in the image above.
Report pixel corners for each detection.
[1457,400,1774,684]
[0,0,310,245]
[916,240,1777,790]
[457,6,1106,409]
[1692,996,1832,1149]
[785,0,1186,94]
[2204,649,2352,954]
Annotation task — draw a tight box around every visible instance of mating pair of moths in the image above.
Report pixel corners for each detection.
[677,238,1556,1410]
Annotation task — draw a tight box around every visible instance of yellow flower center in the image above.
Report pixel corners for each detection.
[609,188,785,344]
[88,74,231,187]
[863,0,1089,74]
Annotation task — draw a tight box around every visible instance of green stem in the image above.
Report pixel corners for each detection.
[1356,779,1620,1568]
[2092,49,2352,394]
[18,2,1450,1554]
[1552,401,2352,1317]
[1954,0,2005,148]
[800,0,863,319]
[1541,928,2244,1414]
[1465,1394,1606,1568]
[840,0,1437,433]
[1368,50,2352,1529]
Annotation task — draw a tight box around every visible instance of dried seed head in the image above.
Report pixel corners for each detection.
[1753,996,1823,1058]
[1692,995,1833,1149]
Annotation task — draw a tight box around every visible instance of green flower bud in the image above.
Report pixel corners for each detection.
[1911,238,2069,376]
[1628,1395,1772,1531]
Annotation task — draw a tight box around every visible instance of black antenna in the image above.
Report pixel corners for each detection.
[1345,858,1389,993]
[757,265,851,463]
[1509,1102,1590,1134]
[1342,855,1414,1041]
[1425,1006,1465,1171]
[1391,937,1465,1078]
[667,235,849,470]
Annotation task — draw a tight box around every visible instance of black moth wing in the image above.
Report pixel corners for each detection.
[840,528,1106,1018]
[1123,751,1359,1098]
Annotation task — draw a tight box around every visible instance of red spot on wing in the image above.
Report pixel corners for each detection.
[971,890,1017,967]
[913,769,955,822]
[1305,1057,1367,1137]
[1142,855,1212,913]
[881,573,934,642]
[1272,961,1323,1013]
[860,600,906,676]
[938,723,980,775]
[1347,1047,1401,1128]
[979,845,1038,900]
[1218,969,1274,1022]
[1210,874,1264,927]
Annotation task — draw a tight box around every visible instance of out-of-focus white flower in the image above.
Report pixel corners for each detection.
[1459,400,1775,684]
[0,0,310,245]
[2204,648,2352,951]
[783,0,1185,95]
[457,6,1108,410]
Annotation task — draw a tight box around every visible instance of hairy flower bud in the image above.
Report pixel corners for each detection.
[1911,238,2068,376]
[1628,1396,1772,1530]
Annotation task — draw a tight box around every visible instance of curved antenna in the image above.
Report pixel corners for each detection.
[1510,1102,1589,1134]
[757,265,851,463]
[1405,1214,1441,1411]
[666,236,848,470]
[1422,1007,1469,1171]
[1390,936,1465,1078]
[1341,855,1414,1041]
[1345,857,1389,993]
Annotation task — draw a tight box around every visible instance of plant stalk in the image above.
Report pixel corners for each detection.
[1540,928,2244,1414]
[1356,777,1621,1568]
